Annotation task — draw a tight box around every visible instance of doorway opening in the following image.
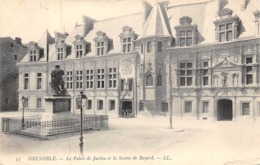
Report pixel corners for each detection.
[217,99,233,121]
[120,101,133,118]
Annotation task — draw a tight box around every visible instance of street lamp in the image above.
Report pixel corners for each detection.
[169,95,173,129]
[76,90,87,155]
[21,96,26,129]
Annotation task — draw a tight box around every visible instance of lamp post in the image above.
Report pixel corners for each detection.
[169,95,173,129]
[76,90,87,155]
[21,96,26,129]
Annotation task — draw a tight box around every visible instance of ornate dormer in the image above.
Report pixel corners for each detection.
[175,16,197,47]
[94,31,113,56]
[214,8,240,43]
[119,26,138,53]
[28,41,43,62]
[73,35,89,58]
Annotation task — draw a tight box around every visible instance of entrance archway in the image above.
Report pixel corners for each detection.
[120,101,132,118]
[217,99,233,121]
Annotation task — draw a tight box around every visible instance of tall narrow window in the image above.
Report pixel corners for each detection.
[157,74,162,86]
[97,42,104,56]
[76,45,83,58]
[202,61,209,86]
[180,62,193,86]
[246,57,253,85]
[66,71,73,89]
[97,69,105,89]
[185,101,192,113]
[57,48,64,60]
[37,98,42,108]
[87,100,92,110]
[98,100,103,110]
[121,79,125,91]
[141,43,144,54]
[123,37,131,53]
[109,100,115,110]
[86,70,94,89]
[13,54,18,61]
[202,101,209,113]
[37,73,42,89]
[108,68,117,88]
[146,74,153,86]
[24,73,29,89]
[147,42,151,53]
[76,70,83,89]
[242,102,250,115]
[157,41,162,52]
[128,79,133,91]
[30,50,37,62]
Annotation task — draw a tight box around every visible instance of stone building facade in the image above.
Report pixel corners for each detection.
[0,37,27,111]
[17,0,260,121]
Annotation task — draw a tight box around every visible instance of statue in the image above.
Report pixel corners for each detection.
[50,65,68,95]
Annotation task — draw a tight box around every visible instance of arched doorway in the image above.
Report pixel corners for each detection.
[217,99,233,121]
[120,100,133,117]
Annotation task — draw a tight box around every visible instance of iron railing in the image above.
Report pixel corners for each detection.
[1,115,108,140]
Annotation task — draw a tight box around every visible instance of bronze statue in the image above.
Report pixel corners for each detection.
[50,65,68,95]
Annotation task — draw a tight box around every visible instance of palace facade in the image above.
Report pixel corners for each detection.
[17,0,260,121]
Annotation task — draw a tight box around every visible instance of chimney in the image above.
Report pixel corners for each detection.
[82,16,95,37]
[15,37,22,44]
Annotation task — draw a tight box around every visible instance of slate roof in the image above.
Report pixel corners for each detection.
[19,0,260,63]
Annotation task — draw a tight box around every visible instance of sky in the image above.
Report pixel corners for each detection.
[0,0,147,43]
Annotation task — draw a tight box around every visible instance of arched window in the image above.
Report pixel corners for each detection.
[157,74,162,86]
[146,74,153,86]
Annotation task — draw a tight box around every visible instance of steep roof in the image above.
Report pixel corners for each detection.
[139,2,172,39]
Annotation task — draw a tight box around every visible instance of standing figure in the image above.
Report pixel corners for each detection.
[51,65,67,95]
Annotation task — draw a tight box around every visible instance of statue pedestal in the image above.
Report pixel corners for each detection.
[42,95,73,121]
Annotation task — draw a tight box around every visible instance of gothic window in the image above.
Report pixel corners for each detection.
[214,8,240,43]
[157,74,162,86]
[179,62,193,86]
[119,26,137,53]
[146,74,153,86]
[128,78,133,91]
[174,16,197,47]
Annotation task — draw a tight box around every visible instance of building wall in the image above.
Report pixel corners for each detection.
[0,37,27,111]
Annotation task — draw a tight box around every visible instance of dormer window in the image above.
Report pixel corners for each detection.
[123,37,131,53]
[97,41,104,56]
[94,31,112,56]
[175,16,197,47]
[30,50,37,61]
[214,8,240,43]
[119,26,137,53]
[57,48,64,60]
[74,35,88,58]
[76,45,83,58]
[28,42,41,62]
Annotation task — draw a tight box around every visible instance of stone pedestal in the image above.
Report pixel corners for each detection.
[42,95,73,121]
